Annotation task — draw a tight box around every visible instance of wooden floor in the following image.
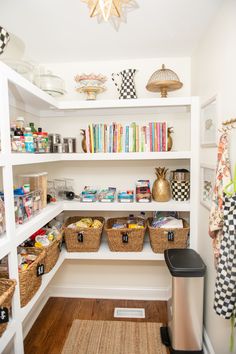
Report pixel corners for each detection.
[24,297,168,354]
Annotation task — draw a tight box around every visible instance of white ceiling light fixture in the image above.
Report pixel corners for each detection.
[82,0,138,30]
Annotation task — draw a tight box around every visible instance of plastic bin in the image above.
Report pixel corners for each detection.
[161,248,206,353]
[19,172,48,208]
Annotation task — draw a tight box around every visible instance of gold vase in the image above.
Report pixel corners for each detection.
[152,167,171,202]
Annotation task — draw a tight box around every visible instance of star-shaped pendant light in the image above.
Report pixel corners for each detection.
[82,0,138,30]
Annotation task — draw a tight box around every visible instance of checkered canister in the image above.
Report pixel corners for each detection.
[171,180,190,201]
[0,26,10,55]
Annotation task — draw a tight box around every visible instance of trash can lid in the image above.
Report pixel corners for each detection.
[164,249,206,277]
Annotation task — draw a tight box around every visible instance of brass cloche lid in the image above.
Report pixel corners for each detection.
[146,64,183,98]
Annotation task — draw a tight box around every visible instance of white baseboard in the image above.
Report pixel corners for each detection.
[23,290,50,338]
[49,285,170,301]
[203,328,215,354]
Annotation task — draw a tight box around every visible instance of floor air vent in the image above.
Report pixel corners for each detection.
[114,308,145,318]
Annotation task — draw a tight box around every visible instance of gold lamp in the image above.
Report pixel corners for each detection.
[146,64,183,98]
[82,0,138,28]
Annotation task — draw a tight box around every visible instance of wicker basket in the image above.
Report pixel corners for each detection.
[105,217,146,252]
[42,234,62,273]
[0,279,16,336]
[19,247,46,307]
[64,216,104,252]
[148,218,189,253]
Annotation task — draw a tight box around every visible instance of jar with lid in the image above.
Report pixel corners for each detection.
[16,116,25,132]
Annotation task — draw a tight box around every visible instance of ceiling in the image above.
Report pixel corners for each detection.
[1,0,223,63]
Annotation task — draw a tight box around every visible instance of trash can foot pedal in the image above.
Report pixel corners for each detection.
[160,326,170,347]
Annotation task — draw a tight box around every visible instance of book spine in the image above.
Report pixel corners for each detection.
[125,125,129,153]
[154,122,158,152]
[129,124,132,152]
[136,124,139,152]
[159,122,162,152]
[120,125,123,152]
[146,125,150,152]
[90,124,94,153]
[149,123,152,152]
[85,128,90,153]
[162,122,166,152]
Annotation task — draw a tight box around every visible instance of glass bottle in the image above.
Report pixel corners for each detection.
[29,122,37,133]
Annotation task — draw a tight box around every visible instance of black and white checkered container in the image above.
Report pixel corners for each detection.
[0,26,10,55]
[171,180,190,201]
[112,69,137,99]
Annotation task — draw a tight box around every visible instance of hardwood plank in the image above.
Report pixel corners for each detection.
[24,297,167,354]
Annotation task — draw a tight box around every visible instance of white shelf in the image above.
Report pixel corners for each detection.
[20,249,66,322]
[58,97,193,110]
[10,153,62,165]
[0,320,17,353]
[0,154,6,167]
[9,151,191,165]
[61,151,192,161]
[0,235,11,259]
[63,200,190,212]
[65,241,164,261]
[0,61,57,111]
[15,203,63,246]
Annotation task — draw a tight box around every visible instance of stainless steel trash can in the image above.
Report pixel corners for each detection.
[161,248,206,354]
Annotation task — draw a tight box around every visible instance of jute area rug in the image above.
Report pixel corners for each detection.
[62,319,167,354]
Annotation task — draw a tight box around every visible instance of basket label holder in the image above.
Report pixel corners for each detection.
[0,307,9,323]
[37,264,45,277]
[77,232,84,243]
[122,232,129,243]
[167,231,175,242]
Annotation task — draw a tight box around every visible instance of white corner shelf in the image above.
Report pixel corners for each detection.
[13,199,190,248]
[20,249,66,322]
[0,61,57,112]
[63,200,190,212]
[65,241,164,261]
[15,203,63,247]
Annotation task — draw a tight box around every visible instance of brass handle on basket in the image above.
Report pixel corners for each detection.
[77,232,84,243]
[167,231,175,242]
[122,232,129,243]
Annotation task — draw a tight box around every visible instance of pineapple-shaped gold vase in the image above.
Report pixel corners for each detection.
[152,167,171,202]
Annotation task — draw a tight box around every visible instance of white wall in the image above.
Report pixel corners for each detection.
[192,1,236,353]
[41,57,191,101]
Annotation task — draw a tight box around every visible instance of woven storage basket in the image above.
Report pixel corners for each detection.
[64,216,104,252]
[0,279,16,336]
[105,217,146,252]
[42,234,62,273]
[148,218,189,253]
[18,247,46,307]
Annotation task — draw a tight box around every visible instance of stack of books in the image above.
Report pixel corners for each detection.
[84,121,168,153]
